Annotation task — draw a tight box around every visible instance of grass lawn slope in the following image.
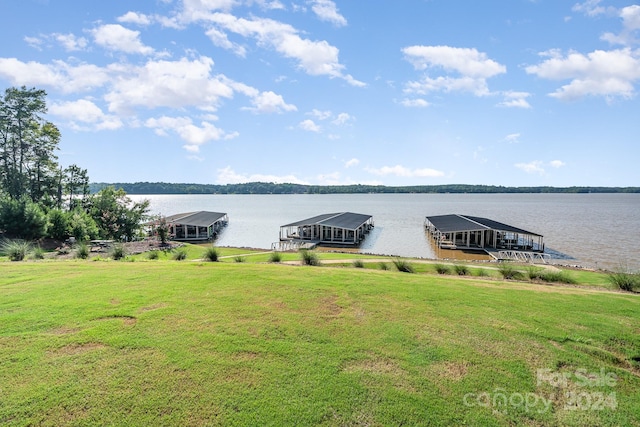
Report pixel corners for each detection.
[1,261,639,426]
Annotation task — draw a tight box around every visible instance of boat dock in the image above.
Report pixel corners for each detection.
[425,214,546,263]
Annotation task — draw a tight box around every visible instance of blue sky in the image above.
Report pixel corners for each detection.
[1,0,639,186]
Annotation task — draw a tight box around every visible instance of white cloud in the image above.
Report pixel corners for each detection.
[306,109,352,125]
[344,158,359,168]
[308,109,332,120]
[621,5,640,31]
[365,165,445,178]
[205,27,247,56]
[208,13,364,86]
[572,0,616,17]
[104,56,234,113]
[402,45,506,96]
[602,5,640,46]
[526,48,640,100]
[299,119,321,132]
[117,11,153,26]
[244,90,297,113]
[400,98,430,108]
[54,33,89,51]
[49,99,123,130]
[515,160,545,174]
[24,36,44,50]
[216,166,309,184]
[250,0,285,10]
[91,24,155,55]
[23,33,88,52]
[0,58,110,93]
[499,91,531,108]
[145,116,238,151]
[503,133,521,143]
[310,0,347,27]
[332,112,352,125]
[550,160,566,168]
[175,0,239,24]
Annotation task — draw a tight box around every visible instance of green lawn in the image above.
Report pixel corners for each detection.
[1,258,638,426]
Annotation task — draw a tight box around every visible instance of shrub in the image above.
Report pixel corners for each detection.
[393,259,415,273]
[172,248,188,261]
[607,269,640,292]
[68,210,99,242]
[32,246,46,260]
[1,239,32,261]
[147,250,159,260]
[526,266,545,281]
[541,270,576,284]
[353,259,365,268]
[300,250,321,266]
[110,244,126,260]
[47,208,70,240]
[474,268,489,277]
[234,256,246,263]
[268,252,282,263]
[153,216,170,245]
[75,243,90,259]
[453,264,469,276]
[0,197,47,240]
[497,263,523,280]
[434,263,450,275]
[203,247,219,262]
[526,266,576,284]
[379,262,389,271]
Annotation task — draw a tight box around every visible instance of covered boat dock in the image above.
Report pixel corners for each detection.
[166,211,228,241]
[425,214,544,254]
[280,212,374,247]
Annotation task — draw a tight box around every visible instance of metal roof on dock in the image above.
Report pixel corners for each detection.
[283,212,372,230]
[165,211,228,227]
[425,214,542,236]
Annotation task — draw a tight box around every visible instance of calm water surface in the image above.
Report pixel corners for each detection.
[130,193,640,270]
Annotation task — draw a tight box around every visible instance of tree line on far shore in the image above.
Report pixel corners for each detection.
[0,86,148,242]
[90,182,640,195]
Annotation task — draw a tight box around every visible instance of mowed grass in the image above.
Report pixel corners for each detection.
[1,261,639,426]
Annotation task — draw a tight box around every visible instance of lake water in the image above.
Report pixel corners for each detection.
[130,193,640,271]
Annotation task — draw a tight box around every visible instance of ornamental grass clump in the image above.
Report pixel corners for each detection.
[353,259,365,268]
[203,247,219,262]
[434,263,450,275]
[379,262,389,271]
[474,268,489,277]
[393,259,415,273]
[526,266,545,281]
[31,246,46,260]
[234,256,246,263]
[147,250,159,260]
[542,270,576,284]
[0,239,32,261]
[453,264,469,276]
[607,268,640,292]
[110,244,126,261]
[300,250,321,266]
[75,243,90,260]
[526,266,576,284]
[172,248,188,261]
[268,252,282,263]
[497,263,523,280]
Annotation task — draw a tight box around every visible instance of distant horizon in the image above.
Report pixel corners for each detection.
[2,1,639,186]
[90,181,640,194]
